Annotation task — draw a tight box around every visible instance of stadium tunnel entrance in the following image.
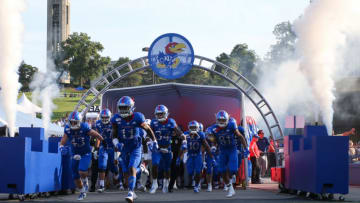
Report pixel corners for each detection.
[74,55,283,139]
[74,55,284,171]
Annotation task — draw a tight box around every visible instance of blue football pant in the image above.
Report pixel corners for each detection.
[152,150,172,172]
[72,153,92,180]
[186,154,203,176]
[218,148,238,174]
[121,146,142,173]
[98,147,119,174]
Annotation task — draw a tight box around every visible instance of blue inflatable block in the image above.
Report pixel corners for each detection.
[48,137,75,191]
[285,125,348,195]
[19,127,44,152]
[0,128,63,194]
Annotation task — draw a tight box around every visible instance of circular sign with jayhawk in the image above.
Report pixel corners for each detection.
[148,33,194,79]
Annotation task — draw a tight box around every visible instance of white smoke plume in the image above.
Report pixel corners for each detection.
[0,0,26,137]
[30,59,60,139]
[254,0,360,135]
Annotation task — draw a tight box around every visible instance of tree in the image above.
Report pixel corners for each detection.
[215,43,259,85]
[266,21,297,62]
[112,57,143,88]
[18,61,38,92]
[56,32,111,88]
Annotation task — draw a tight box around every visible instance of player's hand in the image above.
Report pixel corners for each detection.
[243,148,250,158]
[153,141,159,151]
[159,148,169,153]
[116,143,124,152]
[114,159,118,165]
[93,150,98,160]
[212,159,217,167]
[73,154,81,160]
[147,141,154,152]
[203,161,207,169]
[176,157,181,166]
[59,145,68,155]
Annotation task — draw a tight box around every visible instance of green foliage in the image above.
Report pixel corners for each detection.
[56,32,111,88]
[215,43,259,85]
[112,57,145,88]
[18,61,38,92]
[266,21,297,62]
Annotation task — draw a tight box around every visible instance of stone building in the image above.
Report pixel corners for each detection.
[47,0,71,84]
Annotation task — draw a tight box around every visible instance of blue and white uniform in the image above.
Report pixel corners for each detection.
[150,118,177,172]
[207,118,238,174]
[96,120,119,174]
[64,122,92,179]
[111,112,145,173]
[184,131,205,176]
[205,135,219,175]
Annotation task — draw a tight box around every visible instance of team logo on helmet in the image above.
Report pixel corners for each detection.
[154,104,169,122]
[117,96,135,118]
[68,111,82,130]
[216,110,229,128]
[188,120,200,134]
[100,109,112,124]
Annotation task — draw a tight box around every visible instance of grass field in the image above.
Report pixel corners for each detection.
[19,88,99,122]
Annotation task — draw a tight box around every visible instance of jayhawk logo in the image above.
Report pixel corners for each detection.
[157,42,186,68]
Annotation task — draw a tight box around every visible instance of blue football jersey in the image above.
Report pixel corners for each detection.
[207,118,238,150]
[184,131,205,156]
[64,122,92,155]
[150,118,177,147]
[95,120,113,148]
[110,112,146,150]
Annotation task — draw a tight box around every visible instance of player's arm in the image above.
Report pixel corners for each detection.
[174,126,184,137]
[88,129,104,142]
[141,122,156,142]
[112,123,118,139]
[60,134,68,146]
[202,139,214,159]
[235,129,248,148]
[95,139,100,149]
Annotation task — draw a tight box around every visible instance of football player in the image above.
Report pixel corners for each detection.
[59,111,104,201]
[206,110,247,198]
[204,132,219,192]
[149,105,183,194]
[111,96,157,203]
[178,120,215,193]
[235,125,248,189]
[95,109,120,193]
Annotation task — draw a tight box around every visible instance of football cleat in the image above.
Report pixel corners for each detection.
[226,184,235,198]
[149,181,158,194]
[77,192,86,201]
[194,186,200,193]
[125,191,136,203]
[97,186,105,193]
[207,184,212,192]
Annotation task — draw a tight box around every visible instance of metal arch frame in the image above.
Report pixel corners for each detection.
[74,55,284,139]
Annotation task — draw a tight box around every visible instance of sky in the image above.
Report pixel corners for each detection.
[22,0,309,72]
